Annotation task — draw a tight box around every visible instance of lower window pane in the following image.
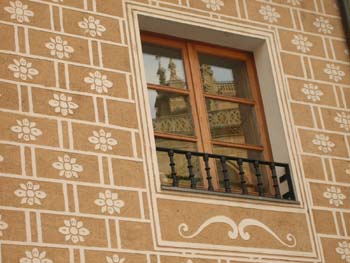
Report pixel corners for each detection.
[155,138,202,187]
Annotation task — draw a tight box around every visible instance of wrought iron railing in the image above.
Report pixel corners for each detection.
[156,147,296,201]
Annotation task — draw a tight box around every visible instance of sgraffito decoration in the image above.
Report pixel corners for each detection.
[178,215,297,248]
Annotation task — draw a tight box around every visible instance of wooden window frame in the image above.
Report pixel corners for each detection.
[141,31,274,191]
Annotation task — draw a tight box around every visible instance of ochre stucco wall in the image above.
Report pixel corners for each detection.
[0,0,349,262]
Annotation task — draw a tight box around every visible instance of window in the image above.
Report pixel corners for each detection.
[141,32,295,200]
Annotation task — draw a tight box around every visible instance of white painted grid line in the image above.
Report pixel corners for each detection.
[27,85,34,113]
[25,210,32,242]
[59,6,64,32]
[14,25,19,52]
[64,62,70,90]
[138,191,145,220]
[57,119,64,148]
[36,212,42,243]
[17,84,22,112]
[88,39,94,65]
[340,212,348,236]
[24,27,30,54]
[103,98,109,124]
[115,219,121,249]
[92,96,100,123]
[107,156,114,186]
[69,248,74,263]
[67,120,74,150]
[333,211,341,236]
[73,183,80,213]
[98,155,105,185]
[54,61,59,88]
[49,5,55,31]
[92,0,97,12]
[80,248,86,263]
[30,147,37,177]
[105,219,112,248]
[97,41,103,67]
[20,145,26,176]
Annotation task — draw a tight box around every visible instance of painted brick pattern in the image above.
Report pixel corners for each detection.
[0,0,349,262]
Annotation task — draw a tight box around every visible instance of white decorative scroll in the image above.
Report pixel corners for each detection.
[178,215,297,248]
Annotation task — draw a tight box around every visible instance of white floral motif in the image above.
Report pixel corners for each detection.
[4,1,34,23]
[94,190,125,214]
[48,93,79,116]
[52,154,83,179]
[11,119,42,141]
[336,241,350,262]
[323,186,346,207]
[335,112,350,131]
[287,0,302,5]
[301,83,323,102]
[313,17,334,34]
[201,0,224,11]
[14,181,47,205]
[324,64,345,82]
[0,215,8,236]
[291,34,313,53]
[58,218,90,243]
[8,58,39,80]
[106,254,125,263]
[45,36,74,59]
[312,134,335,153]
[78,16,106,37]
[259,5,280,23]
[84,71,113,94]
[20,248,53,263]
[88,129,118,152]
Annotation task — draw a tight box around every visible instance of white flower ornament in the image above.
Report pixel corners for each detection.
[8,58,39,80]
[259,5,280,23]
[58,218,90,243]
[52,154,83,178]
[14,181,47,205]
[4,0,34,23]
[323,186,346,207]
[291,34,313,53]
[20,248,53,263]
[78,16,106,37]
[0,215,8,236]
[106,254,125,263]
[88,129,118,152]
[94,190,125,214]
[313,17,334,34]
[334,112,350,131]
[201,0,224,11]
[45,36,74,59]
[336,241,350,263]
[84,71,113,94]
[324,64,345,82]
[312,134,335,153]
[301,83,323,102]
[48,93,79,116]
[11,118,42,141]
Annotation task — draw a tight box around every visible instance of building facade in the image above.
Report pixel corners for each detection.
[0,0,349,262]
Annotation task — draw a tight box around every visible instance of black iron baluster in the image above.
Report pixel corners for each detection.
[237,159,248,195]
[254,161,264,197]
[269,163,281,199]
[168,150,178,187]
[203,154,214,191]
[186,152,196,189]
[220,156,231,193]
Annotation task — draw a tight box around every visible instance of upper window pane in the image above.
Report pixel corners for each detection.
[142,43,187,89]
[199,53,251,98]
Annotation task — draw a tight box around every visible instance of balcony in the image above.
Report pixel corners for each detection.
[157,147,296,202]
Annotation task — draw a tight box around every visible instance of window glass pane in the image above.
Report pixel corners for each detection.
[199,53,251,98]
[148,89,194,136]
[155,138,202,187]
[206,99,261,145]
[212,145,270,194]
[142,43,187,89]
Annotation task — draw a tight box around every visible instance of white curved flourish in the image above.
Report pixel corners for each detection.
[179,216,238,240]
[178,216,296,248]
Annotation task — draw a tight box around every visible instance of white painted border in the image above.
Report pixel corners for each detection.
[124,0,321,261]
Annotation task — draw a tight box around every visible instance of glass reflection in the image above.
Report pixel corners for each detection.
[199,54,251,98]
[206,99,261,145]
[148,90,194,136]
[142,43,187,89]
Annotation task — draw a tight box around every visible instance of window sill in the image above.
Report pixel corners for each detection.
[161,185,300,206]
